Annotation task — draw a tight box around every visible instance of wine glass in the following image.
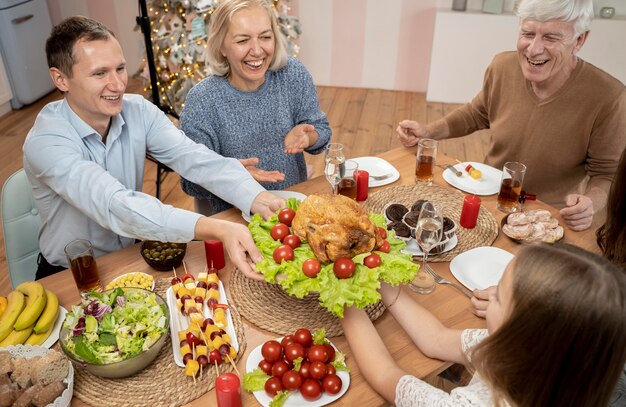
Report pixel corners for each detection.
[324,143,345,194]
[409,201,443,294]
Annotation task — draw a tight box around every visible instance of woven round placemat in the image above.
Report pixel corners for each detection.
[363,184,499,262]
[229,268,385,337]
[71,278,246,407]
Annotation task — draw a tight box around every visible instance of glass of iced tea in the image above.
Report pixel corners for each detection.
[64,239,102,296]
[496,161,527,213]
[415,139,438,185]
[337,160,359,200]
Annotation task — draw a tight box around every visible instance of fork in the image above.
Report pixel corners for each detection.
[422,263,473,298]
[369,173,392,181]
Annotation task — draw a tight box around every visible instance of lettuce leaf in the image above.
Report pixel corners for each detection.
[249,210,418,316]
[243,368,270,392]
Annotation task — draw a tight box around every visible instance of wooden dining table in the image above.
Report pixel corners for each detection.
[39,146,598,407]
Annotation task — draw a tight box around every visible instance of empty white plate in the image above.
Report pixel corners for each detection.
[351,157,400,187]
[450,246,514,290]
[241,190,307,222]
[442,162,502,196]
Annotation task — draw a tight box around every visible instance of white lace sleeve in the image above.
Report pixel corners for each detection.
[461,329,489,362]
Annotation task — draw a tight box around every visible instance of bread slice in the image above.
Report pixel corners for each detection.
[31,352,69,386]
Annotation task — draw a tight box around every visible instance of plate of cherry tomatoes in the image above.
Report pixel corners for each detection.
[244,328,349,406]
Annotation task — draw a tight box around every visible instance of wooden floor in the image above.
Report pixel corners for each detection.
[0,78,489,294]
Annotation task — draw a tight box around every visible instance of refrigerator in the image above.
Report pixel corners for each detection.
[0,0,54,109]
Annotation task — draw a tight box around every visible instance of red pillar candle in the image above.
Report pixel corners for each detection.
[356,169,369,202]
[216,372,242,407]
[460,194,481,228]
[204,240,225,270]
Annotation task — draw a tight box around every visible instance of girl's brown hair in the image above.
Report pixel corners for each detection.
[472,243,626,407]
[597,147,626,268]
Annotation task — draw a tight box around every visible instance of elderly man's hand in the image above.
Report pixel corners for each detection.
[560,194,594,231]
[239,157,285,183]
[470,285,496,318]
[250,191,286,220]
[396,120,427,147]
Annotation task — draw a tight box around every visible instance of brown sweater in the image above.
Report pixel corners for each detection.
[445,51,626,209]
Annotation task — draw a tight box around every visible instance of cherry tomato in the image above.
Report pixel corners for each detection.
[377,240,391,253]
[299,360,311,379]
[322,373,343,395]
[282,234,301,249]
[326,364,336,375]
[302,258,322,278]
[258,359,273,375]
[181,273,194,282]
[282,370,302,391]
[208,349,222,364]
[273,244,294,264]
[363,253,382,269]
[377,226,387,239]
[324,344,336,363]
[271,360,290,378]
[300,378,322,401]
[281,335,295,349]
[186,331,200,346]
[293,328,313,347]
[307,345,328,363]
[284,343,306,363]
[264,376,284,397]
[309,361,327,380]
[278,208,296,227]
[333,257,356,279]
[261,340,283,363]
[171,277,181,285]
[270,223,290,242]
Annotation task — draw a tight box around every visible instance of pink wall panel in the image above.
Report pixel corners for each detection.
[330,0,366,88]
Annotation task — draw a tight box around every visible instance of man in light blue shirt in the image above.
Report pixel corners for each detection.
[23,16,282,280]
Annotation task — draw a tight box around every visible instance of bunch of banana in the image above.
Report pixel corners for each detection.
[0,282,60,347]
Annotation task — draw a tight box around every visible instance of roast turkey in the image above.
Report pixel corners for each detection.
[291,194,382,263]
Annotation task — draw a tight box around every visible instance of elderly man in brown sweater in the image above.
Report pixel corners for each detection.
[397,0,626,231]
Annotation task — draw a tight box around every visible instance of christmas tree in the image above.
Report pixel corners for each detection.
[141,0,301,115]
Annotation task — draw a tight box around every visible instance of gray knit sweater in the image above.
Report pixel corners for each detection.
[180,57,331,215]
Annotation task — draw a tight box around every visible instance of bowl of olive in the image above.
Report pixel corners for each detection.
[140,241,187,271]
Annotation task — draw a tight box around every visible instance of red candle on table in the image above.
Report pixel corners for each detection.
[204,240,225,270]
[216,372,242,407]
[355,169,369,202]
[460,194,481,228]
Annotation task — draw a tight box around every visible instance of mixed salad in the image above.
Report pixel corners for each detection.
[61,288,169,364]
[248,198,418,317]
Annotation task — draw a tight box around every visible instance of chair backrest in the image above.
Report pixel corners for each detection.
[1,169,40,288]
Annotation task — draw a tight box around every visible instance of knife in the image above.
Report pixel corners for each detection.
[438,164,462,177]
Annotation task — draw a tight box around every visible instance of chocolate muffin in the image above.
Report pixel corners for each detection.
[391,222,412,238]
[403,210,420,228]
[442,217,458,240]
[411,199,427,214]
[385,203,409,222]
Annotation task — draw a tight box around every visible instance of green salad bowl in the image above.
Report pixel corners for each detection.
[59,288,170,379]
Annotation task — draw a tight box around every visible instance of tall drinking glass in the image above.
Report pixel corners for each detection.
[408,202,442,294]
[415,139,438,185]
[324,143,345,194]
[496,161,526,213]
[64,239,102,297]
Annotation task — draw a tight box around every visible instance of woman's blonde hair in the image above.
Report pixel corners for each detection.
[472,243,626,407]
[206,0,288,77]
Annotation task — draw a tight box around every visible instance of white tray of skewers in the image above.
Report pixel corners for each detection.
[166,270,239,370]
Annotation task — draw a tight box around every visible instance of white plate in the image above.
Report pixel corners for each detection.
[41,306,68,348]
[166,281,239,367]
[242,191,307,222]
[5,344,74,407]
[401,234,458,256]
[106,272,155,291]
[442,162,502,196]
[449,247,514,290]
[246,338,350,407]
[351,156,400,187]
